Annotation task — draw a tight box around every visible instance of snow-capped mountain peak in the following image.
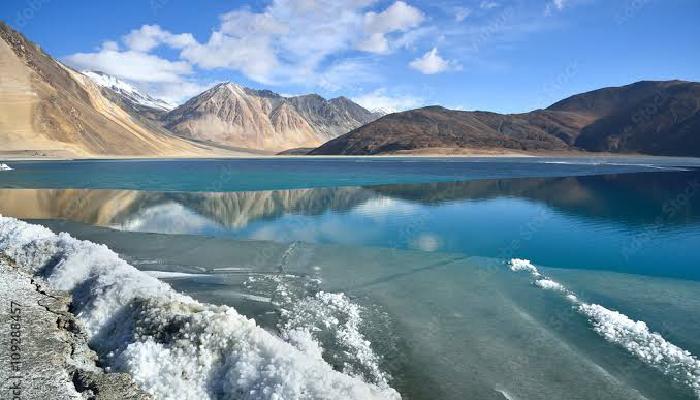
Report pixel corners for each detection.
[82,70,176,112]
[370,107,392,116]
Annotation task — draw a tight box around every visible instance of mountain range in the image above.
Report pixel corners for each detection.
[312,80,700,156]
[162,82,381,152]
[77,72,381,152]
[0,22,239,158]
[0,22,378,157]
[1,21,698,158]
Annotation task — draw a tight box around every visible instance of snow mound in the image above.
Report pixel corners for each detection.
[508,258,541,276]
[534,279,565,291]
[0,216,400,400]
[245,272,393,390]
[579,303,700,396]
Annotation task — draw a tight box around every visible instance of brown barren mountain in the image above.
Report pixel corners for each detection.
[551,80,700,156]
[312,81,700,156]
[310,106,591,155]
[0,22,242,158]
[2,20,697,158]
[162,83,381,152]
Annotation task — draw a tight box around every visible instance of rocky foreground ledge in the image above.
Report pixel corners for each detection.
[0,255,150,400]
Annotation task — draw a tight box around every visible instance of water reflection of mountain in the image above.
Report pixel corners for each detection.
[122,188,377,228]
[370,171,700,226]
[0,187,377,228]
[0,189,141,225]
[0,170,697,229]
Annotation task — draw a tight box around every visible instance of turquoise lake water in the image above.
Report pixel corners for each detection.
[1,157,699,399]
[1,156,696,191]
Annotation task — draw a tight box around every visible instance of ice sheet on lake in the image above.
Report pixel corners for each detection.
[508,258,700,398]
[0,216,400,400]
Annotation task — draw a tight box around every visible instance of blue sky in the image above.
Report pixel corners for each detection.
[1,0,698,113]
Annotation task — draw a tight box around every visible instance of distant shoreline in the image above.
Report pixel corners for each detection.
[4,149,697,162]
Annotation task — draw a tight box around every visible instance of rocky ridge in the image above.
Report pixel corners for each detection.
[163,82,381,151]
[0,255,150,399]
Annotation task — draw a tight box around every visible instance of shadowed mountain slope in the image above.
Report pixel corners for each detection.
[312,81,700,156]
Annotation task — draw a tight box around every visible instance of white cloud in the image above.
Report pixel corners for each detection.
[65,49,192,84]
[65,26,202,103]
[392,26,437,51]
[545,0,569,15]
[181,0,425,85]
[480,1,500,10]
[181,30,281,84]
[409,48,454,74]
[455,7,472,22]
[352,88,423,113]
[139,81,212,105]
[356,32,391,54]
[64,0,429,101]
[553,0,567,10]
[363,1,424,33]
[357,1,425,54]
[123,24,195,52]
[100,40,119,51]
[65,49,201,103]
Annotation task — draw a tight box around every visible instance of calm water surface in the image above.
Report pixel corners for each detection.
[0,156,695,191]
[1,157,699,399]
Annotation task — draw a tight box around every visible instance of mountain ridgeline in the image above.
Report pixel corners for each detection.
[1,21,698,157]
[0,22,379,156]
[0,21,236,158]
[79,73,381,153]
[312,80,700,156]
[162,83,381,152]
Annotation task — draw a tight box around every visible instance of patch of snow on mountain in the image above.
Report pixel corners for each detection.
[83,70,176,112]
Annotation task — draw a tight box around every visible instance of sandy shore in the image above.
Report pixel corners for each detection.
[0,149,271,161]
[0,256,150,399]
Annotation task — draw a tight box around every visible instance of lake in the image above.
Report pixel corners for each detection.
[1,157,699,399]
